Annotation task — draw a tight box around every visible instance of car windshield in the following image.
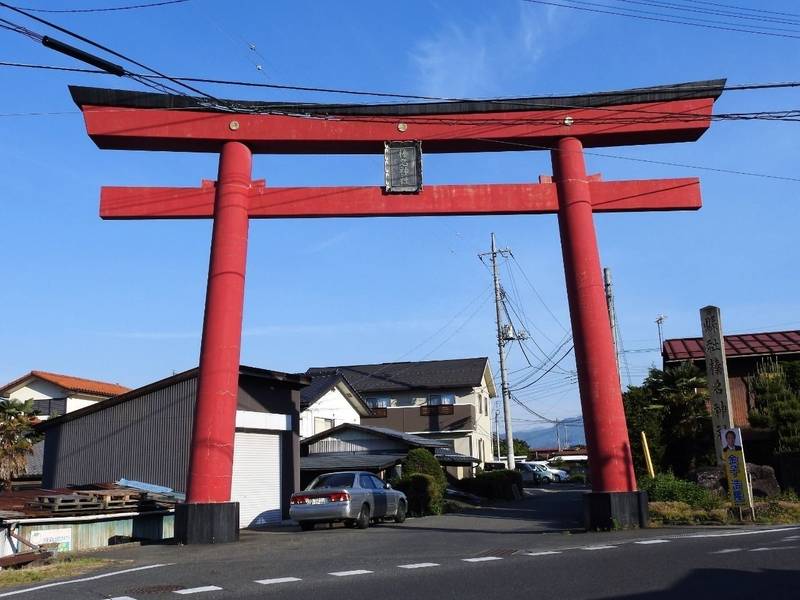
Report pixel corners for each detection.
[309,473,355,490]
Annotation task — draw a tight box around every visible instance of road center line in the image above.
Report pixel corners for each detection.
[174,586,223,595]
[0,564,173,598]
[635,539,670,545]
[581,545,617,550]
[750,545,799,552]
[106,597,138,600]
[398,563,440,569]
[329,570,373,577]
[522,551,562,556]
[682,527,799,539]
[255,577,303,585]
[463,557,503,562]
[711,548,742,554]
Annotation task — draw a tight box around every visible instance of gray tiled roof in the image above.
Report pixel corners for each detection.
[300,424,449,450]
[306,357,489,394]
[300,453,407,472]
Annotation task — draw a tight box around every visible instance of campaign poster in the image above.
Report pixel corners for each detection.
[720,428,753,508]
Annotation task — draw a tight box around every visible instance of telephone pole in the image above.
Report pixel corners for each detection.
[481,233,516,469]
[603,267,619,370]
[494,409,501,460]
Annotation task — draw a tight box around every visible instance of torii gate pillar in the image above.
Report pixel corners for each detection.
[553,138,645,529]
[174,142,252,543]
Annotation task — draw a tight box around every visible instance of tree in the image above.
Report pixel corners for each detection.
[401,448,446,490]
[748,359,800,454]
[0,399,40,489]
[622,361,713,479]
[498,437,529,459]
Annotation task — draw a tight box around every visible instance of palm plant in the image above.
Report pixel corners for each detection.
[0,399,41,489]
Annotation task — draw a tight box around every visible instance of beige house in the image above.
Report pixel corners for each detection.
[306,357,496,478]
[0,370,130,420]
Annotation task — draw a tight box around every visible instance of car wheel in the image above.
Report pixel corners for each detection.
[299,521,315,531]
[394,501,407,524]
[356,504,371,529]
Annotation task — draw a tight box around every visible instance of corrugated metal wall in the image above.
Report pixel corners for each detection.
[42,377,196,492]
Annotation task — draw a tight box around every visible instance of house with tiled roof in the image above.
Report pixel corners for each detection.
[1,370,131,480]
[662,330,800,428]
[299,370,372,439]
[306,357,496,477]
[0,370,130,420]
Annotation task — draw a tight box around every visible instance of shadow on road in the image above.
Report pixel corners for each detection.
[597,568,799,600]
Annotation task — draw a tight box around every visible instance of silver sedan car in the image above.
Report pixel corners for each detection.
[289,471,408,531]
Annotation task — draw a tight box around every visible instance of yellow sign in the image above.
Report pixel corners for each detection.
[721,428,752,507]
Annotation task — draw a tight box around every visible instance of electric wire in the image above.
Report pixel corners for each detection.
[519,0,800,40]
[11,0,191,13]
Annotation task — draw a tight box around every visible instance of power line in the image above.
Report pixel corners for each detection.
[689,0,800,20]
[477,137,800,183]
[5,60,800,103]
[519,0,800,40]
[511,344,575,392]
[612,0,800,27]
[11,0,191,13]
[0,2,226,106]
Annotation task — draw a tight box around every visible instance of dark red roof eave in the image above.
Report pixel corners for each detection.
[663,330,800,362]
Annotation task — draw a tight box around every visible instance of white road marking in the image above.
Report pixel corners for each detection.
[782,535,800,541]
[522,551,562,556]
[106,597,138,600]
[750,545,800,552]
[0,564,173,597]
[711,548,742,554]
[329,570,373,577]
[255,577,303,585]
[682,527,799,539]
[635,539,670,545]
[174,586,223,595]
[463,556,503,562]
[398,563,440,569]
[581,545,617,550]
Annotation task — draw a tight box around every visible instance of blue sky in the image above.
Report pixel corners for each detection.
[1,0,798,433]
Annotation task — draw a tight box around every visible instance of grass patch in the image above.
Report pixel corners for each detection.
[649,499,800,526]
[0,554,115,588]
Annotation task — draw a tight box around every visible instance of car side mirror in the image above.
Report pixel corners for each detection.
[384,483,392,489]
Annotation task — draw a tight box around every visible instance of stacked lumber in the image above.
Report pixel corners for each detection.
[26,488,162,516]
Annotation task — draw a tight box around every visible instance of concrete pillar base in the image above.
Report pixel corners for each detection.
[175,502,239,544]
[584,491,649,531]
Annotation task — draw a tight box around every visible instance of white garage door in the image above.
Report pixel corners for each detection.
[231,431,282,528]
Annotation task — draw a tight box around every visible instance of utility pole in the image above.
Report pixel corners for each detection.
[656,314,667,349]
[494,409,500,460]
[481,233,516,469]
[603,267,619,371]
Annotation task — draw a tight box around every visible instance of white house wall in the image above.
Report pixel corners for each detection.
[299,388,361,438]
[7,380,65,401]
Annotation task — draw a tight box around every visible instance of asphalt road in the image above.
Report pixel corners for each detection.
[2,488,798,600]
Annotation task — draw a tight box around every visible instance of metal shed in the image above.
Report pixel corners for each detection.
[37,365,309,528]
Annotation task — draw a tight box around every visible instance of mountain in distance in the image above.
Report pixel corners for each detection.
[516,417,585,450]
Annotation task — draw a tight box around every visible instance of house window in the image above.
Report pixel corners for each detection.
[366,396,389,409]
[428,393,455,406]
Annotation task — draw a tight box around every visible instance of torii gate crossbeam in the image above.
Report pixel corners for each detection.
[72,79,725,541]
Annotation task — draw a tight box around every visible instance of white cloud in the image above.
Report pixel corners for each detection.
[408,5,562,98]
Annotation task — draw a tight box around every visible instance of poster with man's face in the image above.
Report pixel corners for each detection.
[721,428,742,453]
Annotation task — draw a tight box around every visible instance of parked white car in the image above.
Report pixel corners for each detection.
[529,461,570,482]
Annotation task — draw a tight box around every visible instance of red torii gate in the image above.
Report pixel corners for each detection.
[71,80,724,540]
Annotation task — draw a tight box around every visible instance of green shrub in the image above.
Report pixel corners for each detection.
[457,469,522,500]
[402,448,446,490]
[640,473,723,510]
[394,473,443,516]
